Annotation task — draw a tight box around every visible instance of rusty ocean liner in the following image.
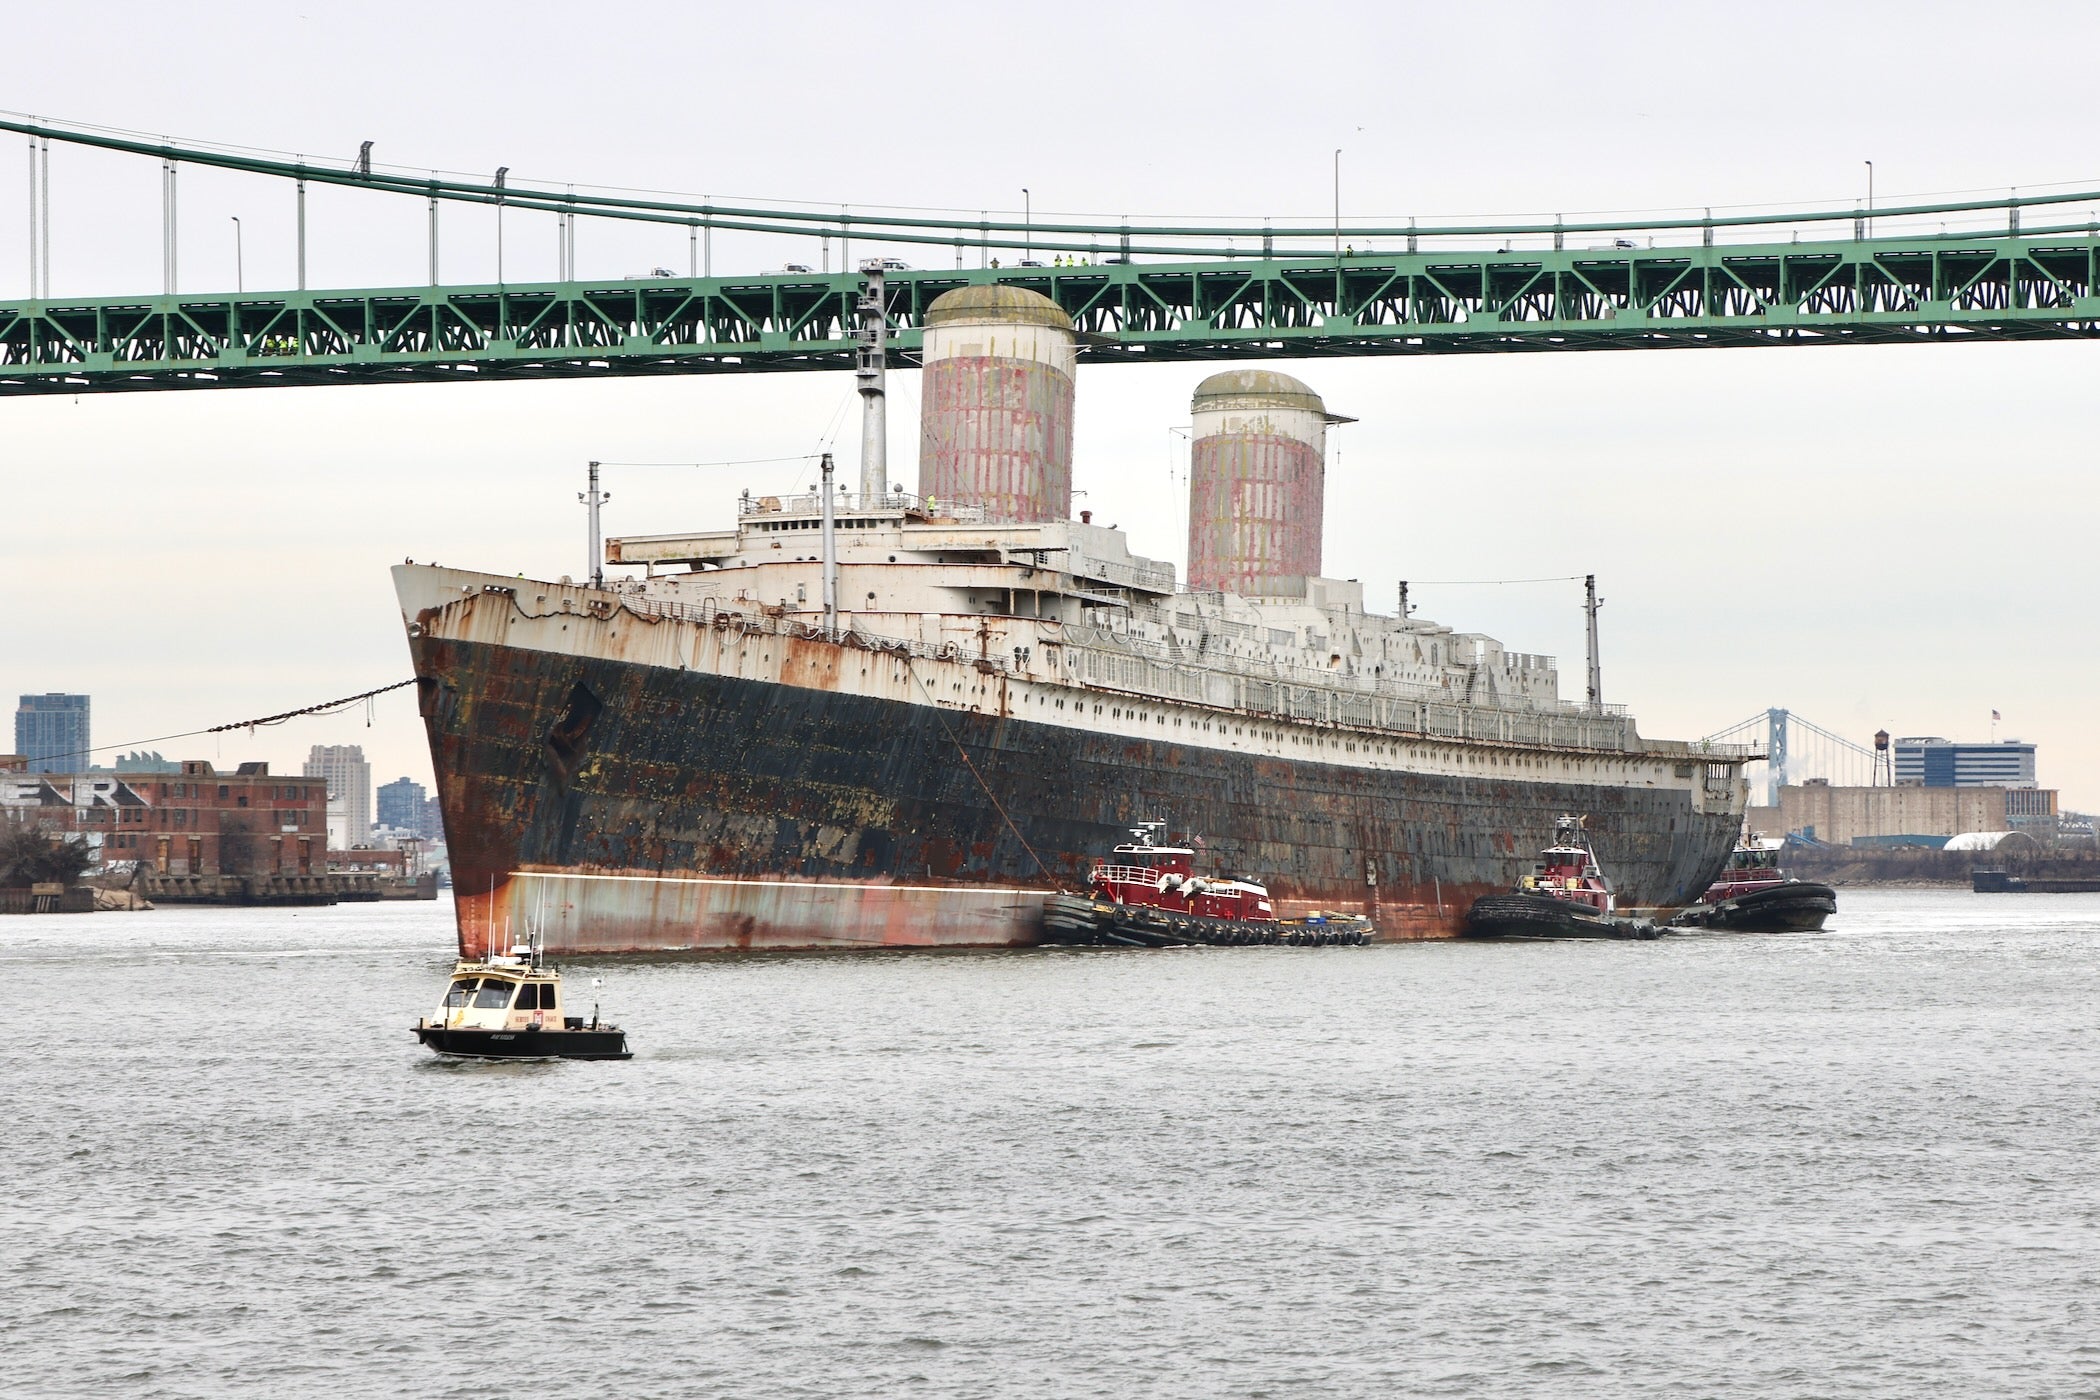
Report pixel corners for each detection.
[397,274,1753,956]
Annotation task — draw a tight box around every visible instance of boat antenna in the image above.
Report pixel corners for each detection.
[486,874,495,961]
[532,881,547,969]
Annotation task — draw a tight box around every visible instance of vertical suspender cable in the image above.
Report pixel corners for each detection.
[168,160,178,294]
[26,133,37,298]
[296,173,307,290]
[427,181,438,284]
[39,137,50,298]
[703,195,712,275]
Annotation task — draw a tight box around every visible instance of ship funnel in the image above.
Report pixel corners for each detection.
[1186,370,1343,595]
[917,285,1076,522]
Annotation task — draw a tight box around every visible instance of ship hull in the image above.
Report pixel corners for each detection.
[1462,892,1659,941]
[1672,882,1837,933]
[403,591,1743,956]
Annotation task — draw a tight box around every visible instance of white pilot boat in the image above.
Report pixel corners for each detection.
[413,941,630,1061]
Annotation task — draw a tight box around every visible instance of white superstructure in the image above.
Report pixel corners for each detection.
[595,490,1720,776]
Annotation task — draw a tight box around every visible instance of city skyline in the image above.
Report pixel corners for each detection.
[302,744,373,852]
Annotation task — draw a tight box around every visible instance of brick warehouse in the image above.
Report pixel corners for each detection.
[0,756,328,876]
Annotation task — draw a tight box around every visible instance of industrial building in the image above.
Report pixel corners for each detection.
[1895,737,2037,788]
[1747,781,2060,847]
[14,693,90,774]
[0,754,328,874]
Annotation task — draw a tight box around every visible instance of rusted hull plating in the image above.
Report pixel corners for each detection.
[410,631,1742,957]
[503,872,1047,953]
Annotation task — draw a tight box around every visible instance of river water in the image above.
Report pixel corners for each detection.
[3,890,2097,1398]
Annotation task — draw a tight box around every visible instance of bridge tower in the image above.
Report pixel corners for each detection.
[1766,708,1790,805]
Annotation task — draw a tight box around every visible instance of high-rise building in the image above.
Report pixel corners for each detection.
[303,744,373,849]
[1894,737,2037,789]
[15,693,91,774]
[377,776,429,834]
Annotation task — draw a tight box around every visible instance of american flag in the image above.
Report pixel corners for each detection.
[1993,709,2002,721]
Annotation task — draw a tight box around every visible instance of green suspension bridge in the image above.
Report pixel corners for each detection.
[10,115,2100,395]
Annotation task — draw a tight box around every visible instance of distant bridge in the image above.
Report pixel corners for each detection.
[10,116,2100,395]
[1704,710,1886,804]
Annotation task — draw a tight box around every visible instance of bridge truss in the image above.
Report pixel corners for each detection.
[8,117,2100,395]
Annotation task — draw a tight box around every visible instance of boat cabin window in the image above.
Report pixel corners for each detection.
[516,982,552,1010]
[471,979,517,1009]
[444,980,478,1008]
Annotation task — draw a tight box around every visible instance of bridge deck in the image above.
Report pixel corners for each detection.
[6,237,2100,394]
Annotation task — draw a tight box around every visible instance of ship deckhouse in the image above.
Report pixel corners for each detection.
[606,488,1581,741]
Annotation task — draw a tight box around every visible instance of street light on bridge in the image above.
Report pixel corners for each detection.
[1333,148,1342,262]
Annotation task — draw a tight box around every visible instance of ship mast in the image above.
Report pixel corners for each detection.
[1584,573,1603,713]
[856,261,887,500]
[582,459,609,588]
[819,451,838,633]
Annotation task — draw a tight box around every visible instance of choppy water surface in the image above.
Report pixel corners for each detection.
[4,890,2098,1398]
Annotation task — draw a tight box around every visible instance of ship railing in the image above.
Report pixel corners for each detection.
[616,594,1708,757]
[1073,557,1177,594]
[1090,864,1163,887]
[1074,618,1581,711]
[738,489,991,523]
[623,596,978,667]
[1673,740,1763,760]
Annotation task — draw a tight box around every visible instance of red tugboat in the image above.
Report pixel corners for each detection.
[1464,814,1660,940]
[1041,822,1372,947]
[1670,835,1836,932]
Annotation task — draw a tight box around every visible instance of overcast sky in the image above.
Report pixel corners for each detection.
[4,0,2096,808]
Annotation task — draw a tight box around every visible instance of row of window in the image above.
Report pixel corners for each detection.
[156,782,321,800]
[755,518,882,532]
[64,808,311,828]
[444,978,556,1011]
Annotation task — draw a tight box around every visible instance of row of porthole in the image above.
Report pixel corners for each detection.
[1003,689,1670,782]
[739,636,1661,783]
